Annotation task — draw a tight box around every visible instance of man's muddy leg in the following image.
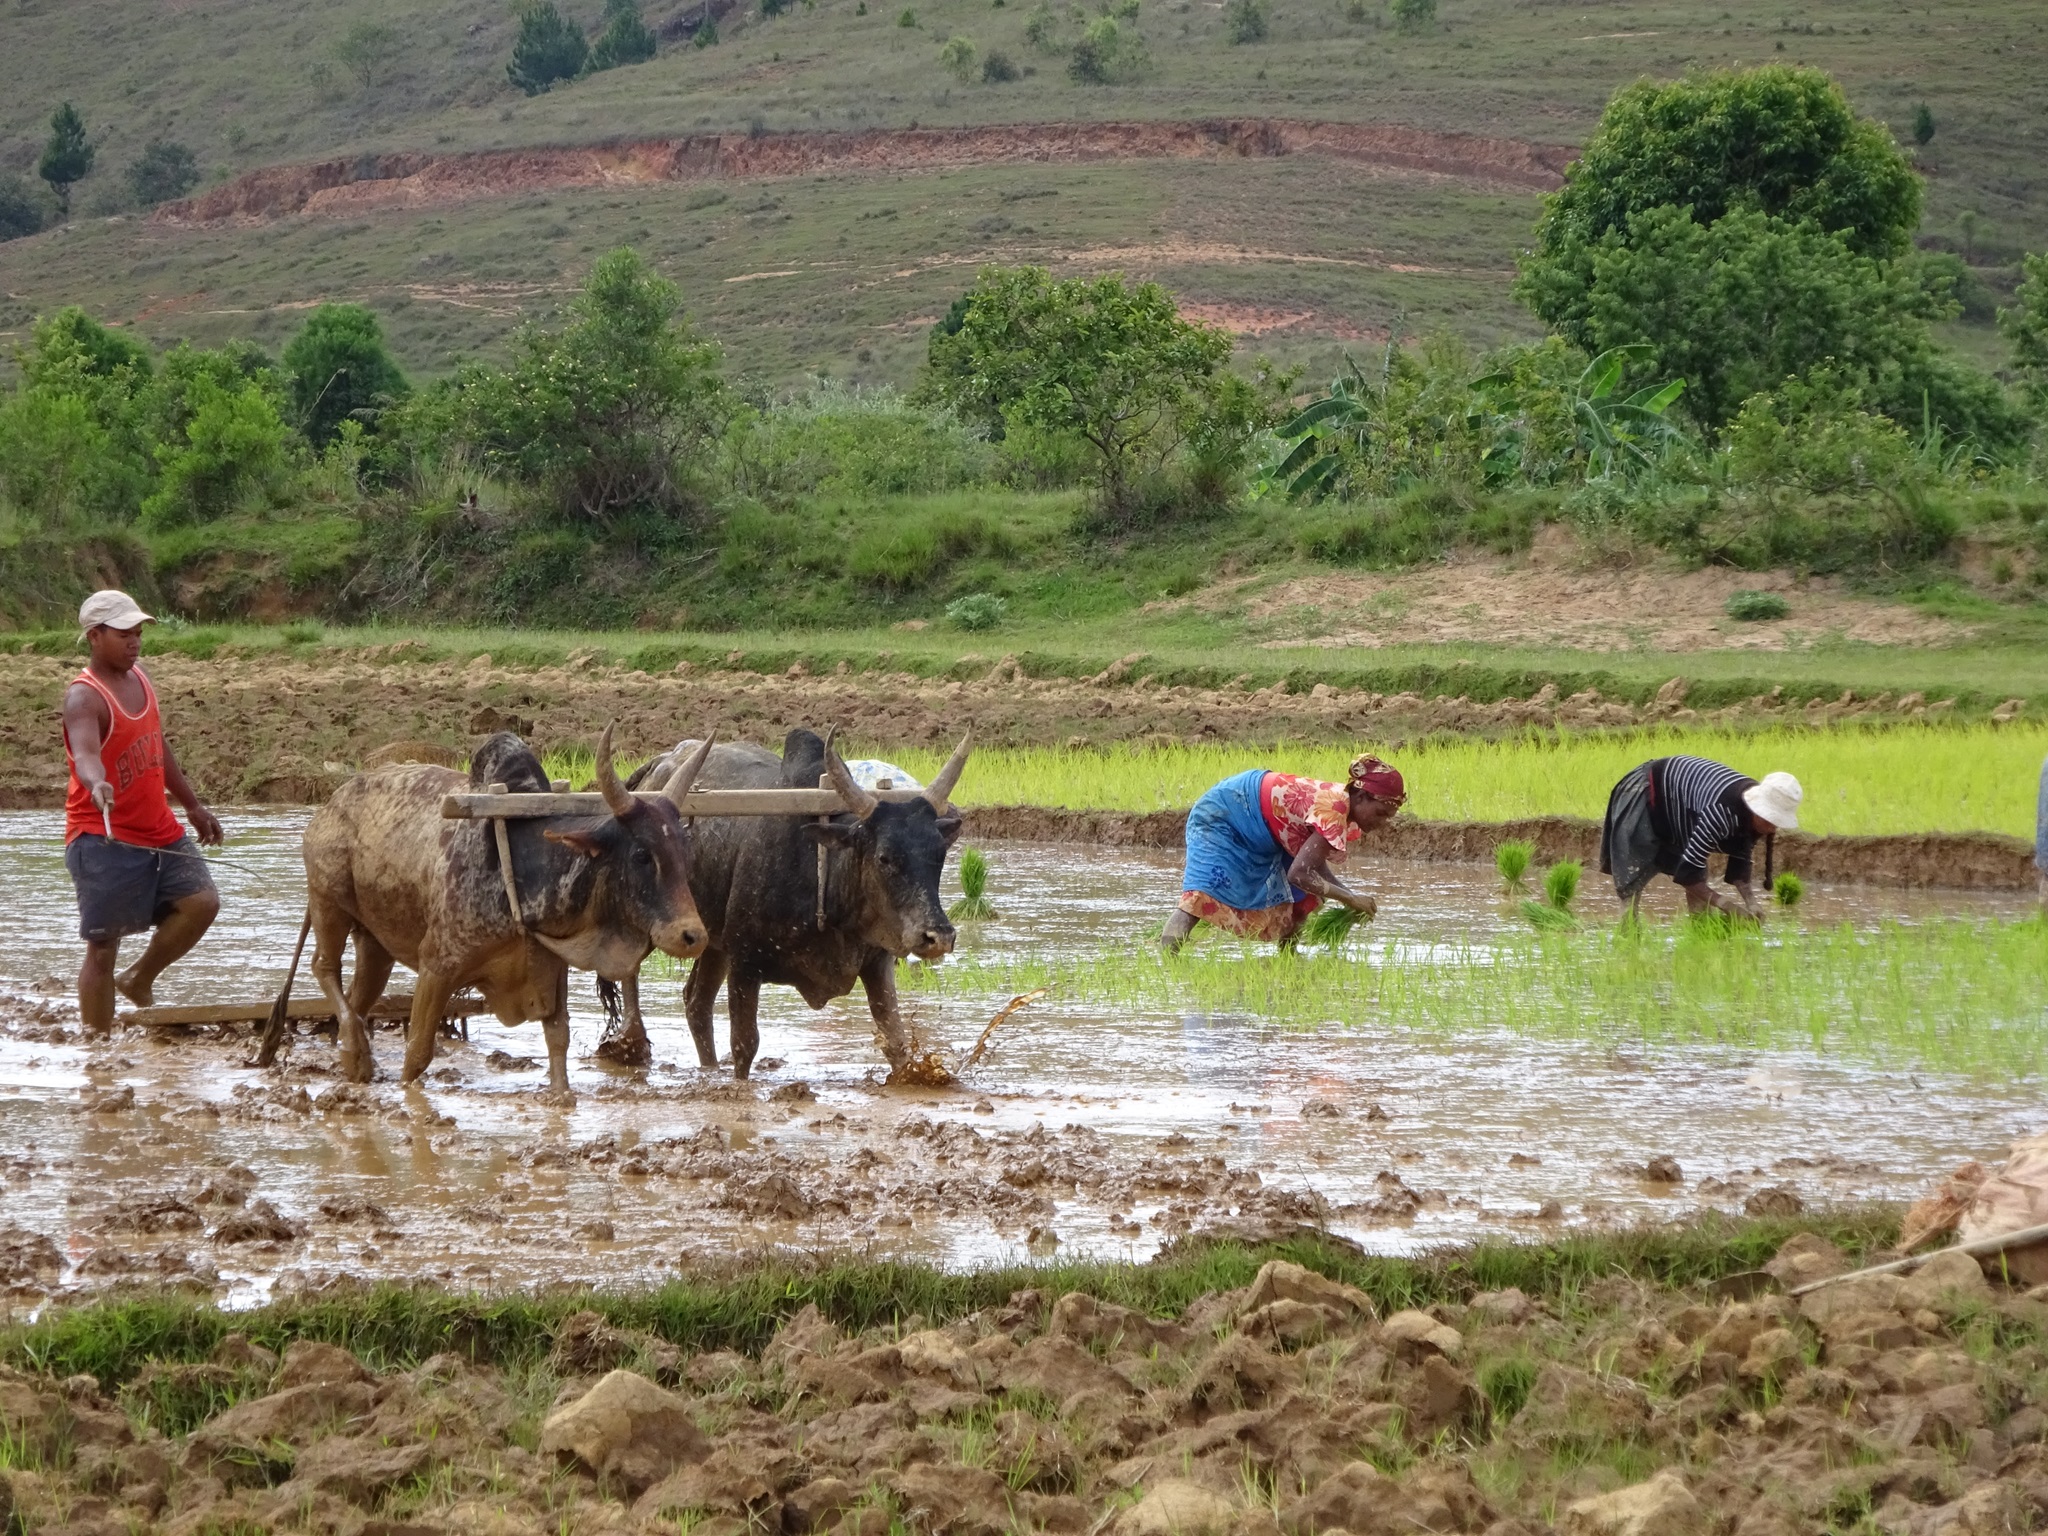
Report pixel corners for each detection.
[79,938,120,1034]
[310,909,375,1081]
[594,973,653,1067]
[682,948,727,1070]
[726,973,760,1080]
[115,887,219,1007]
[859,949,913,1073]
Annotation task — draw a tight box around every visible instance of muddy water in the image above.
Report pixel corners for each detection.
[1,810,2038,1310]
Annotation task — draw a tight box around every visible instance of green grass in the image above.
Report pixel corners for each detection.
[1,0,2037,384]
[0,1218,1898,1390]
[879,722,2048,838]
[908,914,2048,1074]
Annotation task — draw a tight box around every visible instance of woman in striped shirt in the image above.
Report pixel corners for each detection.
[1599,756,1803,917]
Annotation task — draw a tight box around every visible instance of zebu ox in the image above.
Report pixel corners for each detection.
[600,727,970,1079]
[291,728,713,1092]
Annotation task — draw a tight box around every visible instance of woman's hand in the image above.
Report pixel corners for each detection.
[1340,890,1378,918]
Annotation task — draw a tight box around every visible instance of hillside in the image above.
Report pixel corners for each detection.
[2,0,2043,382]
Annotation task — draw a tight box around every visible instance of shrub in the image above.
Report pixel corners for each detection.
[1912,103,1934,147]
[0,175,43,242]
[693,16,719,45]
[898,7,918,24]
[849,509,1013,590]
[141,372,290,530]
[981,48,1020,80]
[589,0,659,68]
[1725,589,1788,622]
[720,383,994,502]
[125,141,200,208]
[940,34,978,79]
[283,303,409,446]
[1224,0,1267,41]
[1068,15,1145,81]
[1724,371,1915,494]
[334,19,402,88]
[1022,5,1063,48]
[1389,0,1434,26]
[508,1,588,93]
[946,591,1007,630]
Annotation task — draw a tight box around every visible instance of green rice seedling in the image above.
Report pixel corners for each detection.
[1519,898,1580,932]
[1287,904,1372,950]
[1773,871,1805,907]
[1543,860,1582,912]
[949,846,998,920]
[1495,839,1534,895]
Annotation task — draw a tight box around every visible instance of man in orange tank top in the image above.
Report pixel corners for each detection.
[62,590,224,1033]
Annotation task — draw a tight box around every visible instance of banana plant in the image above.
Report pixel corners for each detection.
[1474,343,1687,480]
[1267,355,1375,500]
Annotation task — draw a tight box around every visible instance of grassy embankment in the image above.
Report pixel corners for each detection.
[3,0,2038,382]
[1,1220,1895,1398]
[880,722,2048,837]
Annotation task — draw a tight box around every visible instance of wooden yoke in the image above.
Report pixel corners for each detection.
[441,787,929,819]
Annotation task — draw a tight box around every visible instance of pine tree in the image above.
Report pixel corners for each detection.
[1912,103,1935,147]
[507,2,589,94]
[589,0,658,69]
[38,102,95,216]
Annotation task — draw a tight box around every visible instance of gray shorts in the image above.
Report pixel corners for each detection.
[65,834,216,943]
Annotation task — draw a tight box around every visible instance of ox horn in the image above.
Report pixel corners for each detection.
[822,725,879,820]
[662,732,717,809]
[923,731,973,812]
[592,723,637,818]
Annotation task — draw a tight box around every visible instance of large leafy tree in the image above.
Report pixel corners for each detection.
[38,103,95,216]
[443,248,726,521]
[283,303,409,446]
[507,1,589,94]
[925,265,1230,516]
[1519,66,1921,345]
[2001,253,2048,404]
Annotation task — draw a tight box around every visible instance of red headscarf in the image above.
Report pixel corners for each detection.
[1347,753,1406,804]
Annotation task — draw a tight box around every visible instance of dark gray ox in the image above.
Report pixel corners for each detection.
[290,727,713,1092]
[598,727,969,1078]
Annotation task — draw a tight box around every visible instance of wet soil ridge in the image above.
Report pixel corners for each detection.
[151,119,1575,225]
[6,1230,2048,1536]
[965,808,2044,891]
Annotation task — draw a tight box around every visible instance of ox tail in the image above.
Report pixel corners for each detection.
[596,976,624,1040]
[253,908,314,1068]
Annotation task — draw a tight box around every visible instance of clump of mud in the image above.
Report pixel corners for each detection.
[7,1235,2048,1535]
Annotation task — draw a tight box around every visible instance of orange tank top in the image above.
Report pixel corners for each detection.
[65,666,184,847]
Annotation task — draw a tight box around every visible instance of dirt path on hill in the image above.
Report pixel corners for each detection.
[151,119,1574,226]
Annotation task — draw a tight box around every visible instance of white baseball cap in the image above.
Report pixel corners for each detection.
[1743,771,1803,831]
[78,589,154,637]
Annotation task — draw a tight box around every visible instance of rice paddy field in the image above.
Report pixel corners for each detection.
[878,722,2048,838]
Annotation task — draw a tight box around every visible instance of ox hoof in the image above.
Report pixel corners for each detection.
[593,1034,652,1070]
[536,1086,578,1109]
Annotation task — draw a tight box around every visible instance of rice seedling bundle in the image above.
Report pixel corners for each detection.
[1288,903,1373,949]
[1495,839,1534,894]
[1773,871,1805,907]
[949,846,998,921]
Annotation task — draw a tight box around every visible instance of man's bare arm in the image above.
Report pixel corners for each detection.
[62,683,114,811]
[161,738,223,846]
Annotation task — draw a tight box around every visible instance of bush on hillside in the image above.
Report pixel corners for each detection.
[981,48,1020,80]
[1725,369,1916,495]
[334,20,401,88]
[588,0,658,69]
[940,35,978,79]
[1389,0,1434,26]
[0,176,44,242]
[283,303,410,447]
[2002,253,2048,403]
[125,141,200,208]
[720,383,994,502]
[1224,0,1268,42]
[1068,16,1146,81]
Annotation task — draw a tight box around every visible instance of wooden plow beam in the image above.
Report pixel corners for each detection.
[127,992,485,1030]
[441,785,930,819]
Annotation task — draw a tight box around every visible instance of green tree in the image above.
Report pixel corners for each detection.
[508,2,589,94]
[2000,253,2048,401]
[125,141,200,208]
[0,176,44,242]
[283,303,410,446]
[588,0,658,69]
[2,309,156,522]
[334,19,402,87]
[141,370,291,529]
[925,265,1230,516]
[38,102,95,216]
[940,34,978,79]
[1518,66,1922,344]
[1068,15,1145,81]
[1389,0,1434,27]
[442,248,727,522]
[1912,103,1935,147]
[1224,0,1268,42]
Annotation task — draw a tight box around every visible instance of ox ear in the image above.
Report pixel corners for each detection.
[936,814,964,848]
[803,821,868,850]
[543,827,608,859]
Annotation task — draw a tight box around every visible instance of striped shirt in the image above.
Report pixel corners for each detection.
[1648,756,1758,886]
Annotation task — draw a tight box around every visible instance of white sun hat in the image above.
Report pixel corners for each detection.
[78,589,154,637]
[1743,771,1803,831]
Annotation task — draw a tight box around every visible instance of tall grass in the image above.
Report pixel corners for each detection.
[886,722,2048,838]
[907,916,2048,1074]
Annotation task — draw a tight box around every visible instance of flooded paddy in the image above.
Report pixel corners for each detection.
[2,809,2041,1310]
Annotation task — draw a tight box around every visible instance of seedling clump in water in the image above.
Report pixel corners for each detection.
[949,845,998,920]
[1494,839,1534,895]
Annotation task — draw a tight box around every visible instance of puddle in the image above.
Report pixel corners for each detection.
[1,809,2039,1309]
